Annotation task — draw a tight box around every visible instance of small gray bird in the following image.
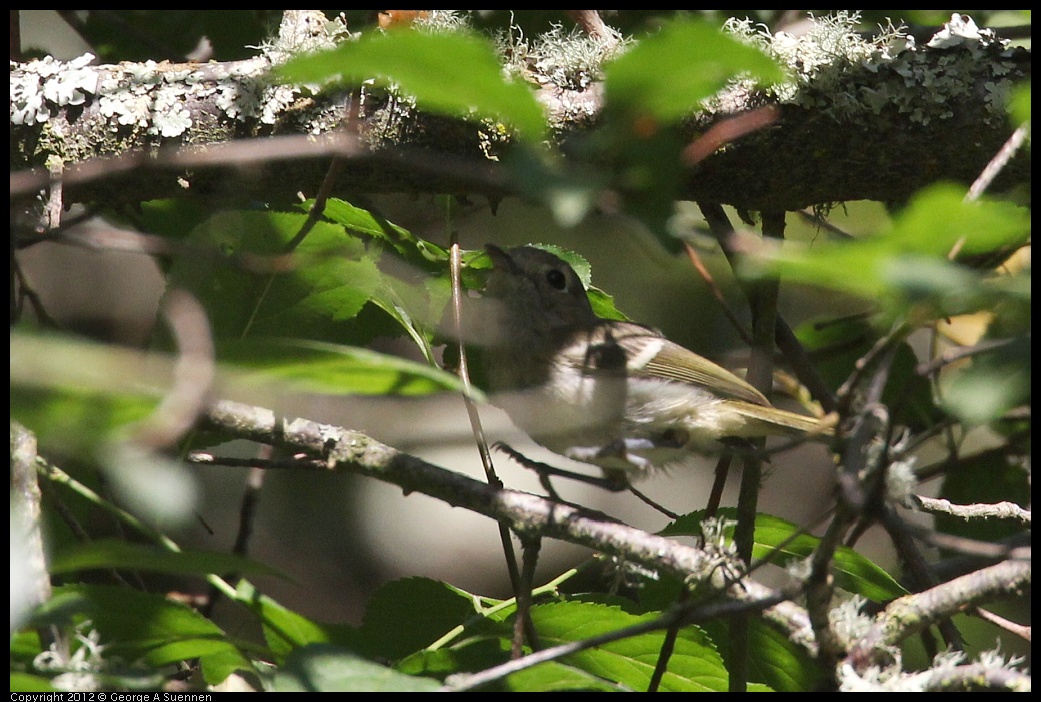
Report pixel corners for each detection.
[479,245,830,482]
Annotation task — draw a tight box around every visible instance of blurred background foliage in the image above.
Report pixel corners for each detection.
[11,9,1030,692]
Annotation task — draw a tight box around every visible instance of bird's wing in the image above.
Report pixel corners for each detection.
[638,337,772,407]
[560,321,772,407]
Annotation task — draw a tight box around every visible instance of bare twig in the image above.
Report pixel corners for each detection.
[913,495,1031,526]
[915,336,1022,377]
[966,123,1031,203]
[565,10,618,45]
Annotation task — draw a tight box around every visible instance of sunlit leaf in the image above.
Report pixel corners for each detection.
[743,184,1031,316]
[279,29,546,139]
[604,19,784,123]
[524,601,731,692]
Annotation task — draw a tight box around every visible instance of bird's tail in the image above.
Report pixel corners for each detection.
[730,402,834,440]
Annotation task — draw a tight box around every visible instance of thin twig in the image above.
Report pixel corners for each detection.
[915,336,1021,377]
[682,241,752,345]
[513,536,542,659]
[447,236,531,648]
[913,494,1031,525]
[965,124,1030,203]
[197,399,819,654]
[971,606,1031,642]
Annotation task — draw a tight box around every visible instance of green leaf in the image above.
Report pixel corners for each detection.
[279,29,546,139]
[9,673,56,692]
[504,661,623,692]
[519,601,729,692]
[36,585,254,685]
[220,339,477,398]
[662,510,907,602]
[357,577,489,661]
[604,19,784,123]
[235,580,357,659]
[701,616,824,692]
[743,184,1031,315]
[311,198,448,268]
[10,331,165,453]
[49,539,287,579]
[939,335,1031,426]
[168,209,448,352]
[396,640,514,684]
[167,210,367,341]
[1010,81,1030,125]
[276,644,441,692]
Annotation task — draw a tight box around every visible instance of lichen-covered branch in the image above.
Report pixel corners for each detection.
[851,559,1030,661]
[10,12,1030,212]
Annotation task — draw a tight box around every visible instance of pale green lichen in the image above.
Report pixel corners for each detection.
[840,645,1027,692]
[12,13,356,141]
[33,621,108,692]
[724,12,1021,127]
[830,594,877,650]
[499,23,625,92]
[11,53,98,126]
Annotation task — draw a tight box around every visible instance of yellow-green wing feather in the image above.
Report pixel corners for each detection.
[640,339,771,406]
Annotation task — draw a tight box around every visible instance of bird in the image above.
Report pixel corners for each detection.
[477,244,831,486]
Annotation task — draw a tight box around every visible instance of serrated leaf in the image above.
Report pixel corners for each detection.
[521,601,729,692]
[309,198,448,268]
[49,539,288,579]
[276,644,441,692]
[280,29,546,139]
[662,510,907,602]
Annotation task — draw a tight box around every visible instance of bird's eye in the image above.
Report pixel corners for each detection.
[545,268,567,291]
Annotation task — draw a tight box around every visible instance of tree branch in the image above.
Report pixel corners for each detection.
[198,398,819,656]
[10,13,1030,212]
